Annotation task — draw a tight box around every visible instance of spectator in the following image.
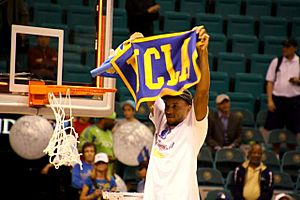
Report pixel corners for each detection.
[73,117,92,138]
[274,193,295,200]
[230,143,274,200]
[136,160,149,193]
[114,99,139,130]
[28,35,58,80]
[125,0,160,37]
[71,142,97,199]
[80,152,117,200]
[206,94,242,152]
[263,38,300,154]
[0,0,29,71]
[79,112,117,177]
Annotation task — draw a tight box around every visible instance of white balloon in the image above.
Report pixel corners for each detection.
[114,173,127,192]
[9,115,53,160]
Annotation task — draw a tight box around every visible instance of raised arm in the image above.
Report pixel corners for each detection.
[193,26,210,121]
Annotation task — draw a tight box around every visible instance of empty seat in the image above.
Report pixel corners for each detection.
[73,25,97,49]
[210,71,230,93]
[63,63,92,84]
[41,23,70,43]
[227,92,255,113]
[155,0,176,14]
[112,28,130,49]
[195,13,223,34]
[245,0,272,20]
[162,11,192,33]
[208,33,227,56]
[197,146,214,168]
[217,52,246,79]
[66,5,96,29]
[33,3,63,25]
[276,0,300,21]
[84,48,96,67]
[281,150,300,182]
[226,15,255,38]
[231,107,255,127]
[214,0,242,19]
[234,72,264,99]
[258,16,288,39]
[263,36,286,56]
[241,127,265,144]
[249,53,274,77]
[113,8,127,29]
[56,0,83,9]
[273,171,294,191]
[197,167,224,186]
[208,91,218,108]
[179,0,206,17]
[262,150,281,172]
[255,109,267,128]
[231,34,259,57]
[291,17,300,38]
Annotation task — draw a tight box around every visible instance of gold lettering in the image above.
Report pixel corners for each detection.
[179,37,191,82]
[161,44,179,86]
[144,48,164,89]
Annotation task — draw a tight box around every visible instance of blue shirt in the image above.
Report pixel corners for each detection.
[84,176,117,199]
[71,161,93,189]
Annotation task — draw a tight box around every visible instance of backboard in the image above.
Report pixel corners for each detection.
[0,0,116,119]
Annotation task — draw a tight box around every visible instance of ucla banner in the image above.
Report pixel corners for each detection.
[91,30,202,110]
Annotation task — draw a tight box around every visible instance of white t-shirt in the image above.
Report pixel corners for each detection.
[143,98,208,200]
[266,55,300,97]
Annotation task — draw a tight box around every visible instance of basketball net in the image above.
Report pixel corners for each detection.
[43,89,82,169]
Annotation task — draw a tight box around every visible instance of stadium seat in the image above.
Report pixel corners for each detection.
[249,53,274,77]
[41,23,70,43]
[208,91,218,108]
[231,34,259,57]
[122,165,139,188]
[281,151,300,182]
[226,15,255,38]
[0,60,7,73]
[291,17,300,38]
[241,127,265,145]
[245,0,272,20]
[268,129,298,155]
[195,13,223,34]
[276,0,300,21]
[197,146,214,168]
[155,0,176,14]
[295,175,300,194]
[63,63,93,84]
[231,107,255,127]
[217,52,246,79]
[258,16,288,39]
[56,0,83,9]
[113,8,127,29]
[179,0,206,17]
[273,171,294,191]
[214,148,245,178]
[208,33,227,56]
[263,36,286,56]
[258,93,268,111]
[197,167,224,186]
[234,72,264,99]
[255,109,267,128]
[66,5,95,29]
[262,150,281,172]
[205,189,233,200]
[162,11,192,33]
[112,28,130,49]
[117,0,126,8]
[84,48,96,67]
[73,25,96,50]
[210,71,230,93]
[214,0,242,19]
[227,92,255,113]
[33,3,63,25]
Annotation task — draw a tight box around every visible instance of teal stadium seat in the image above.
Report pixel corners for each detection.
[234,72,264,99]
[245,0,272,20]
[214,0,242,19]
[231,34,259,57]
[217,52,246,79]
[179,0,206,17]
[63,63,92,84]
[197,168,224,186]
[227,92,255,113]
[155,0,176,14]
[42,23,70,43]
[258,93,268,111]
[117,0,126,8]
[273,171,294,191]
[0,60,7,73]
[66,5,95,29]
[276,0,300,21]
[255,109,267,128]
[226,15,255,38]
[231,107,255,127]
[263,36,286,56]
[197,146,214,168]
[249,53,274,77]
[208,33,227,56]
[56,0,83,9]
[291,17,300,39]
[241,127,265,144]
[113,8,127,29]
[262,150,281,172]
[195,13,223,34]
[73,25,97,50]
[162,11,192,33]
[210,71,230,93]
[281,151,300,183]
[258,16,288,39]
[33,3,63,25]
[112,28,130,49]
[85,48,96,67]
[209,91,218,108]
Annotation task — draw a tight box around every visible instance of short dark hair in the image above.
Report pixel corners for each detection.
[282,38,298,47]
[81,142,96,153]
[138,160,149,171]
[162,89,193,105]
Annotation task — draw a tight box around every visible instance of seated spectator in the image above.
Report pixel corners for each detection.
[71,142,96,199]
[206,94,242,152]
[28,35,58,80]
[80,153,117,200]
[230,144,274,200]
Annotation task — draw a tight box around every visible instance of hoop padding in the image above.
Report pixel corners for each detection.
[43,89,82,169]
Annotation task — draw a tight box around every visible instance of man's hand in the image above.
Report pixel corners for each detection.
[193,26,210,51]
[130,32,144,42]
[267,99,276,112]
[147,4,160,13]
[289,77,300,85]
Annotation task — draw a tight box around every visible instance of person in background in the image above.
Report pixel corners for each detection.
[263,38,300,153]
[71,142,97,199]
[113,99,139,130]
[73,117,92,138]
[28,35,58,80]
[125,0,160,37]
[80,152,117,200]
[136,160,149,193]
[79,112,116,177]
[230,143,274,200]
[206,94,242,152]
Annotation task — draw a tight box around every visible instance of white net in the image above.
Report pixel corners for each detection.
[43,89,82,169]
